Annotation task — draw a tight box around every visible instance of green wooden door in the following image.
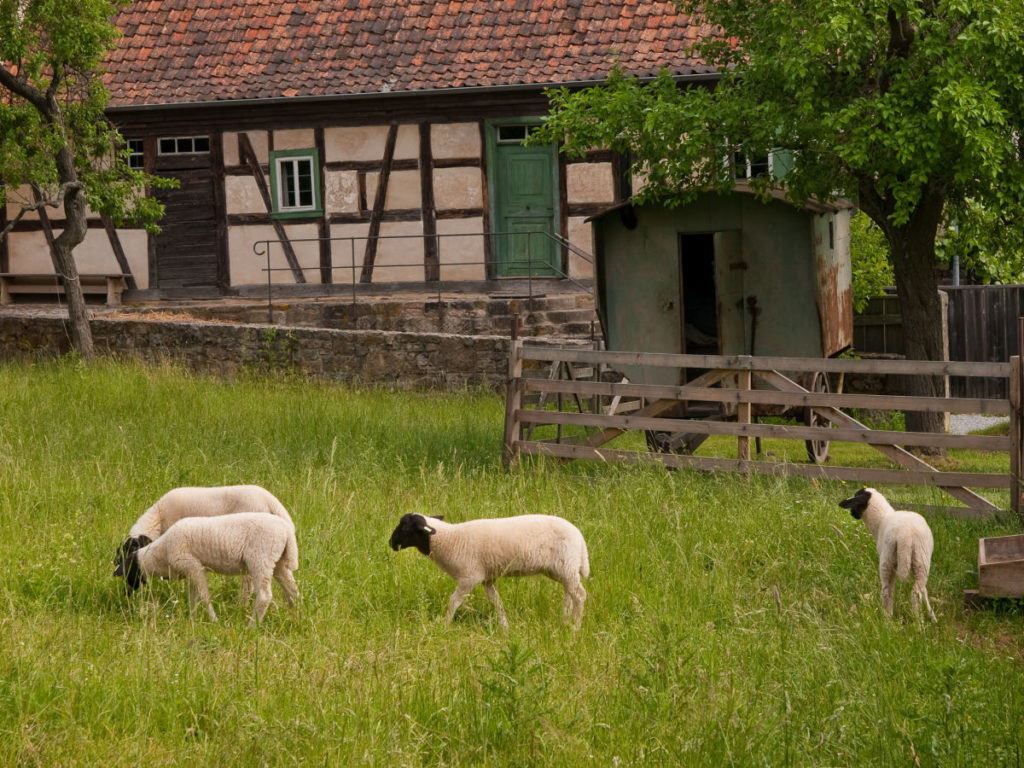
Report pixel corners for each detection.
[490,123,559,277]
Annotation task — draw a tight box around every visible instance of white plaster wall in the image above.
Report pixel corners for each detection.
[437,218,486,281]
[566,217,596,280]
[273,129,316,152]
[8,231,56,272]
[433,167,483,210]
[229,131,269,164]
[324,170,360,214]
[567,162,615,205]
[229,223,322,285]
[222,132,239,166]
[328,221,425,283]
[323,124,419,163]
[366,170,421,210]
[431,122,481,159]
[5,185,39,220]
[225,175,266,215]
[118,230,150,289]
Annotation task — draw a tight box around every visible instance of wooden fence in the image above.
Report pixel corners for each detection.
[503,344,1022,519]
[855,286,1024,399]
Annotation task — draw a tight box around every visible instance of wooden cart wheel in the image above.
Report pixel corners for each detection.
[804,371,831,464]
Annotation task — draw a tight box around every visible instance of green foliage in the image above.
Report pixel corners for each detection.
[534,0,1024,317]
[849,212,894,312]
[1,359,1024,765]
[0,0,173,234]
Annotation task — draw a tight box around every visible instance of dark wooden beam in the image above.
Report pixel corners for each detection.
[360,123,399,283]
[315,126,332,284]
[419,122,439,282]
[237,132,306,283]
[100,216,138,290]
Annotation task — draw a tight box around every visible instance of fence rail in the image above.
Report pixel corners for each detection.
[503,344,1023,519]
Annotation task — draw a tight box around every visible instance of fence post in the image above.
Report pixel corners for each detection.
[502,314,524,468]
[1012,355,1021,521]
[737,358,752,466]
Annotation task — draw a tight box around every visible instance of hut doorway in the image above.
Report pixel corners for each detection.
[679,233,720,355]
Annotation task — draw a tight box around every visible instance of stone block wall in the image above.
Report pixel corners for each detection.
[0,316,544,391]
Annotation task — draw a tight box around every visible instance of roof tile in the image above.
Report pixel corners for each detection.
[105,0,718,107]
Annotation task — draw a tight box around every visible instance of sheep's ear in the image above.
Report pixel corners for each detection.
[435,515,445,521]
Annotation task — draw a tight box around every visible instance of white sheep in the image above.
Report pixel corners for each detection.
[128,484,295,542]
[389,513,590,629]
[114,512,299,626]
[839,487,936,622]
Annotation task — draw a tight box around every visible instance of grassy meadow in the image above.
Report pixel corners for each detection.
[2,358,1024,766]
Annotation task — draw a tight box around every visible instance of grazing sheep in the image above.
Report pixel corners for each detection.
[389,513,590,629]
[839,487,937,622]
[114,512,299,626]
[127,484,295,542]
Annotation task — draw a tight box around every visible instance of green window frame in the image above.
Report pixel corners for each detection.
[270,148,322,218]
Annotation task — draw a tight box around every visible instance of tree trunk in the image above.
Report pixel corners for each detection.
[888,218,947,440]
[51,147,94,361]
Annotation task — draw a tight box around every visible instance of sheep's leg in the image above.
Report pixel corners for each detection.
[445,580,477,623]
[274,563,299,608]
[878,560,896,617]
[483,582,509,629]
[249,572,274,628]
[912,572,937,623]
[559,576,586,630]
[238,573,254,604]
[186,569,217,622]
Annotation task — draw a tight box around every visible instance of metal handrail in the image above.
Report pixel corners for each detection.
[252,230,596,324]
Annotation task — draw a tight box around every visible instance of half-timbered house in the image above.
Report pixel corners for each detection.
[1,1,719,301]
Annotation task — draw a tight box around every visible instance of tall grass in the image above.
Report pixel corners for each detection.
[1,358,1023,766]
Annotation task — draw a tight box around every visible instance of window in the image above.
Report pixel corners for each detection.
[496,124,540,144]
[126,139,145,169]
[270,149,321,217]
[733,151,771,180]
[158,135,210,155]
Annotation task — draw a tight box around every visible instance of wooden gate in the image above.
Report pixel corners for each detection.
[503,344,1021,518]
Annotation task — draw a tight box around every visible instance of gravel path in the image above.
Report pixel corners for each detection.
[949,414,1009,435]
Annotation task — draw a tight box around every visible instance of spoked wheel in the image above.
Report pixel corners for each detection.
[804,371,831,464]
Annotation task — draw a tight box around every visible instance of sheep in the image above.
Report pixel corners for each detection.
[127,484,295,542]
[389,513,590,630]
[839,487,936,622]
[121,485,296,598]
[114,512,299,627]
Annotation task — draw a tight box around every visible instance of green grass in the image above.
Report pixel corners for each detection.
[2,358,1024,766]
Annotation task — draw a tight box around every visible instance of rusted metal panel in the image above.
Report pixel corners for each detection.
[813,209,853,357]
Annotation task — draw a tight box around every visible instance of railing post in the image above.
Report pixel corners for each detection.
[1011,355,1021,521]
[265,242,273,324]
[503,314,524,468]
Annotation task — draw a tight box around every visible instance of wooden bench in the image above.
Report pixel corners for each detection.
[0,273,129,307]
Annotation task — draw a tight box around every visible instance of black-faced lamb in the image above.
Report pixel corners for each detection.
[839,487,937,622]
[389,513,590,630]
[114,512,299,626]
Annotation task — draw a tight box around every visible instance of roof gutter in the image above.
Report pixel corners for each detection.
[105,71,721,114]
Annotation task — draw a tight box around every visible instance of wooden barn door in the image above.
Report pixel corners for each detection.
[151,135,223,297]
[487,121,560,278]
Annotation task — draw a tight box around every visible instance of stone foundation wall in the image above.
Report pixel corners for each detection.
[0,316,549,390]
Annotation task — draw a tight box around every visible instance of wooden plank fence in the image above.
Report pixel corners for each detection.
[503,344,1023,519]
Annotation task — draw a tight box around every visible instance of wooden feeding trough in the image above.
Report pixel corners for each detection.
[588,184,854,463]
[973,534,1024,599]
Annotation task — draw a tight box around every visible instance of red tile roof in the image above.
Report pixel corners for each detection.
[104,0,718,108]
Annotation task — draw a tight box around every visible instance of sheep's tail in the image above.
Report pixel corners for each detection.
[282,527,300,571]
[578,535,590,580]
[896,541,914,582]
